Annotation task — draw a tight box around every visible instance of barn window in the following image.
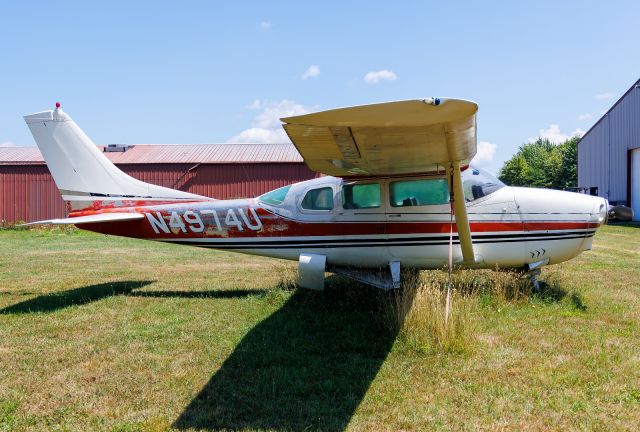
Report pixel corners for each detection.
[301,187,334,210]
[389,179,449,207]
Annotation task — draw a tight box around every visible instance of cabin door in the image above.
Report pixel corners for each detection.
[385,177,452,268]
[335,180,388,267]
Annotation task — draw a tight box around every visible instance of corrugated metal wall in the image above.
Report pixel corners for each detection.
[0,163,317,223]
[118,163,318,199]
[0,166,65,223]
[578,82,640,205]
[578,118,610,198]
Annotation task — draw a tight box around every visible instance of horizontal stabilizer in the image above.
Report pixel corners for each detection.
[21,212,144,226]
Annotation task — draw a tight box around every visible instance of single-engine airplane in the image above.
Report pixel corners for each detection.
[23,99,611,290]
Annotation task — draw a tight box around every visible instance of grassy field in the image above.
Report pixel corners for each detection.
[0,225,639,431]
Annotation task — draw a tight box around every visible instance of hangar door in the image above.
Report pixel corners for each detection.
[633,148,640,221]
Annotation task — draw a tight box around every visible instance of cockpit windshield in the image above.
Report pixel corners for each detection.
[462,167,505,202]
[258,185,291,206]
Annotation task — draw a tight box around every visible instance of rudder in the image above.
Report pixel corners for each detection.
[24,104,206,212]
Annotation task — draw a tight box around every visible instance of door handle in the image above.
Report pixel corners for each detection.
[388,214,402,217]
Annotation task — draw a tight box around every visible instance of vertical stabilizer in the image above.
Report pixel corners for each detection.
[24,104,206,211]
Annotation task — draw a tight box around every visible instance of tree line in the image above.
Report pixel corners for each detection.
[498,136,578,189]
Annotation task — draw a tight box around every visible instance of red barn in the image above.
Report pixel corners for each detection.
[0,143,317,224]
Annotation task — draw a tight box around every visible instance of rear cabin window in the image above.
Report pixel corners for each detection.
[258,185,291,206]
[389,179,450,207]
[301,187,334,210]
[342,183,381,209]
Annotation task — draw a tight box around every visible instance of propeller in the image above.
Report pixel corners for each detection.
[608,205,634,222]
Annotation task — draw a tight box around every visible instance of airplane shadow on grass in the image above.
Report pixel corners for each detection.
[127,289,263,299]
[0,281,266,314]
[4,276,400,430]
[172,276,401,432]
[0,280,154,314]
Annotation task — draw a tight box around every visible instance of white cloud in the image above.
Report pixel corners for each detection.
[578,113,593,121]
[364,70,397,84]
[228,127,287,144]
[595,92,614,100]
[253,100,312,129]
[471,141,497,165]
[529,124,585,144]
[228,100,314,143]
[0,141,16,147]
[302,65,320,80]
[247,99,262,110]
[259,21,272,30]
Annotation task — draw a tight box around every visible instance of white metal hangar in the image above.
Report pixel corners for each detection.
[578,78,640,220]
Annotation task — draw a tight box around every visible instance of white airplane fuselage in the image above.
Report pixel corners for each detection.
[77,173,607,271]
[22,104,608,289]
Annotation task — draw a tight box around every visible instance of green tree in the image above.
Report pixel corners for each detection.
[499,154,530,186]
[555,136,579,188]
[498,137,578,189]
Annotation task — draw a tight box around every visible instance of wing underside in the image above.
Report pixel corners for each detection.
[281,98,478,177]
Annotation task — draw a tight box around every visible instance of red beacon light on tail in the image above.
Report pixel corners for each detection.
[55,102,61,109]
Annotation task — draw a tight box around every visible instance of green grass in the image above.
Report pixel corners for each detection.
[0,225,639,431]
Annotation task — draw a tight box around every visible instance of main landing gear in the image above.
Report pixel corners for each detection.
[528,268,542,293]
[297,253,402,290]
[526,258,549,293]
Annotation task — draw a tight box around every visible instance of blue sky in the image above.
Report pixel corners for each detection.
[1,1,639,173]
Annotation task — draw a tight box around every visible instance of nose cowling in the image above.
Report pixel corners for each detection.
[511,187,604,263]
[594,197,608,224]
[512,187,598,221]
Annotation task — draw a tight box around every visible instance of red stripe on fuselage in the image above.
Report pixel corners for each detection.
[75,203,599,241]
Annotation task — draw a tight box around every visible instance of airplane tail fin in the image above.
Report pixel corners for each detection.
[24,104,205,213]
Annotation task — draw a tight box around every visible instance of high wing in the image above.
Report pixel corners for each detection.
[20,212,144,226]
[281,98,477,177]
[281,98,478,264]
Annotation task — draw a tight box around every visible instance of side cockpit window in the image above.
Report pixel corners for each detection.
[342,183,381,209]
[301,187,334,210]
[258,185,291,206]
[389,179,450,207]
